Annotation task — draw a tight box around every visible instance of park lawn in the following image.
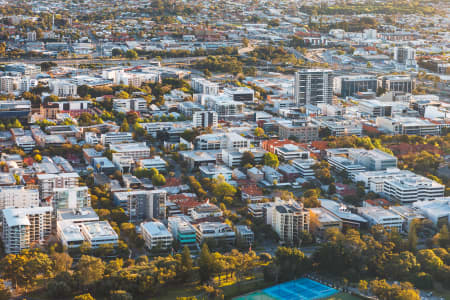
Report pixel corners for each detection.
[326,293,364,300]
[155,282,202,300]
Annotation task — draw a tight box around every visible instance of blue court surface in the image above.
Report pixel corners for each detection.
[236,278,338,300]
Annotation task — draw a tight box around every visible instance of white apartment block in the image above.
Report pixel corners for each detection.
[37,173,80,200]
[141,221,173,250]
[195,132,249,151]
[193,111,218,128]
[2,207,53,254]
[194,222,236,244]
[269,200,310,244]
[191,77,219,95]
[138,156,168,171]
[101,132,134,145]
[113,98,147,113]
[49,80,77,97]
[80,221,119,248]
[113,190,167,223]
[292,158,317,178]
[52,186,91,210]
[0,186,39,209]
[0,76,18,93]
[109,142,150,160]
[357,207,403,232]
[190,202,223,220]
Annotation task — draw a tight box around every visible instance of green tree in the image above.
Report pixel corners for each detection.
[264,152,279,168]
[254,127,264,137]
[180,246,194,282]
[110,290,132,300]
[0,280,11,300]
[125,49,138,60]
[407,221,418,252]
[75,255,105,287]
[198,244,215,283]
[73,293,95,300]
[241,151,255,167]
[120,119,130,132]
[152,173,166,186]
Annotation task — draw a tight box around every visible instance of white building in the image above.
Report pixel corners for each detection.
[141,221,173,250]
[269,199,310,244]
[194,222,236,244]
[80,221,119,248]
[193,111,218,128]
[190,202,223,220]
[376,117,440,136]
[138,156,168,171]
[191,78,219,95]
[2,206,53,254]
[109,142,150,160]
[113,190,167,223]
[354,168,444,204]
[294,69,333,106]
[52,186,90,210]
[37,173,80,200]
[357,206,403,232]
[195,132,249,151]
[49,80,77,97]
[412,197,450,226]
[0,186,39,210]
[113,98,147,113]
[292,158,317,178]
[101,132,133,145]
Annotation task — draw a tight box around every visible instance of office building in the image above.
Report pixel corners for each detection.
[224,87,254,103]
[320,199,368,229]
[2,207,53,254]
[309,207,343,234]
[357,207,403,232]
[348,149,397,171]
[358,100,392,117]
[195,132,249,151]
[292,159,317,178]
[138,156,167,172]
[412,197,450,227]
[0,100,31,122]
[113,190,167,223]
[294,69,333,106]
[109,142,150,160]
[0,186,39,210]
[394,47,416,64]
[100,132,134,145]
[141,221,173,250]
[334,75,377,97]
[235,225,254,246]
[380,75,415,93]
[376,116,440,136]
[193,111,218,128]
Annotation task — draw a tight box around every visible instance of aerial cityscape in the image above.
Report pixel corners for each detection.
[0,0,448,299]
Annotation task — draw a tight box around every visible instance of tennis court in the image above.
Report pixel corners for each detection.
[236,278,338,300]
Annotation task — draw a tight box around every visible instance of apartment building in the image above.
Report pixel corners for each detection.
[269,200,310,245]
[191,77,219,95]
[49,80,77,97]
[37,173,80,200]
[194,222,236,245]
[80,221,119,248]
[294,69,333,106]
[113,98,147,113]
[192,111,218,128]
[277,120,319,142]
[113,190,167,223]
[168,216,198,250]
[51,186,91,210]
[0,186,39,209]
[2,207,53,254]
[141,221,173,250]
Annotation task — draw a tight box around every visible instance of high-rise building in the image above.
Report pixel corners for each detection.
[51,186,91,210]
[394,47,416,64]
[269,199,310,245]
[2,207,53,254]
[113,190,167,223]
[380,75,416,93]
[193,111,218,128]
[294,69,333,106]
